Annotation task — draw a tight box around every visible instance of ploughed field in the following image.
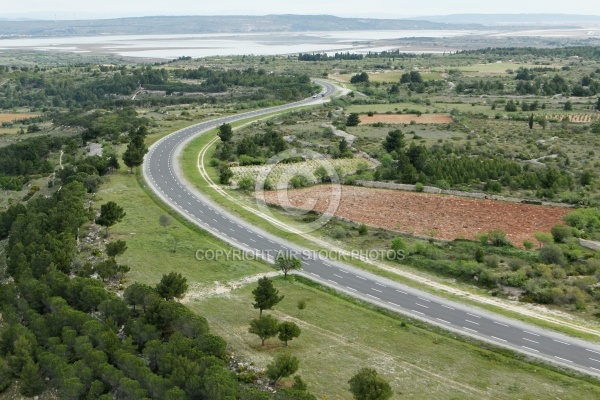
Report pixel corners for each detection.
[263,185,570,246]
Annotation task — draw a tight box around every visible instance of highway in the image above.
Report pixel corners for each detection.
[143,80,600,377]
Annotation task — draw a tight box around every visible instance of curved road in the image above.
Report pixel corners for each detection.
[144,80,600,377]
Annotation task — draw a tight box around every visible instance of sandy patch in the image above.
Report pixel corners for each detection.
[182,272,280,303]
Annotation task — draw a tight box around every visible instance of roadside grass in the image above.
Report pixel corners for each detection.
[91,104,319,287]
[189,277,600,400]
[92,146,272,288]
[179,127,600,342]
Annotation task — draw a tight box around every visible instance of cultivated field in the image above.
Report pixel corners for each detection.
[231,157,375,187]
[263,186,570,246]
[545,114,598,123]
[359,113,453,125]
[0,112,39,123]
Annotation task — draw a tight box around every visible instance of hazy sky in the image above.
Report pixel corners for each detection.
[2,0,599,19]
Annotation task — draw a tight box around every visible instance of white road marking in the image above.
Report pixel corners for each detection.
[492,336,507,342]
[524,331,540,337]
[367,294,380,300]
[587,349,600,355]
[328,280,337,284]
[553,339,570,346]
[466,313,480,319]
[310,273,320,278]
[523,338,539,344]
[590,358,600,363]
[338,269,349,274]
[465,320,479,325]
[415,303,429,309]
[463,327,478,333]
[396,289,407,294]
[346,286,357,292]
[356,276,367,280]
[522,346,539,353]
[372,288,382,293]
[388,301,400,307]
[333,274,344,279]
[375,283,387,288]
[494,321,509,327]
[412,310,425,316]
[436,318,450,324]
[554,356,573,363]
[417,297,430,303]
[441,305,454,310]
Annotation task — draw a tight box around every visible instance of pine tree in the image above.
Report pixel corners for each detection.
[122,126,148,172]
[252,277,284,316]
[529,113,534,130]
[19,360,44,397]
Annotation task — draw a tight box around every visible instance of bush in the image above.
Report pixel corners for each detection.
[297,299,306,310]
[487,229,511,247]
[539,245,566,266]
[330,226,347,239]
[358,224,368,236]
[415,182,424,192]
[290,175,310,189]
[551,224,573,243]
[484,254,500,268]
[523,240,534,250]
[238,177,255,191]
[474,248,485,263]
[391,237,406,253]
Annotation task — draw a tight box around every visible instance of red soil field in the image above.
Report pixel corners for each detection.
[263,186,570,247]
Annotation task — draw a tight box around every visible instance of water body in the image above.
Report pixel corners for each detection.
[0,30,481,59]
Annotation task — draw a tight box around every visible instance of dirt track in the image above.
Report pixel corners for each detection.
[263,186,570,246]
[360,114,452,125]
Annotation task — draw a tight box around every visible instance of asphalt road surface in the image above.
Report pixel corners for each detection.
[144,80,600,377]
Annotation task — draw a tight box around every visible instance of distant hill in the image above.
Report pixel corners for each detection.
[0,14,482,38]
[413,14,600,26]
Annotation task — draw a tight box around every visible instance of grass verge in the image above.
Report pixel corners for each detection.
[188,277,600,400]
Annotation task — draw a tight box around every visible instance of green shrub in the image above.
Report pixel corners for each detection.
[551,224,573,243]
[391,237,406,252]
[474,248,485,263]
[539,245,566,266]
[290,175,310,189]
[487,229,511,247]
[358,224,368,236]
[238,177,255,191]
[330,227,347,239]
[484,254,500,268]
[523,240,534,250]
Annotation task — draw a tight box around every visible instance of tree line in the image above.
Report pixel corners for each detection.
[374,129,574,198]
